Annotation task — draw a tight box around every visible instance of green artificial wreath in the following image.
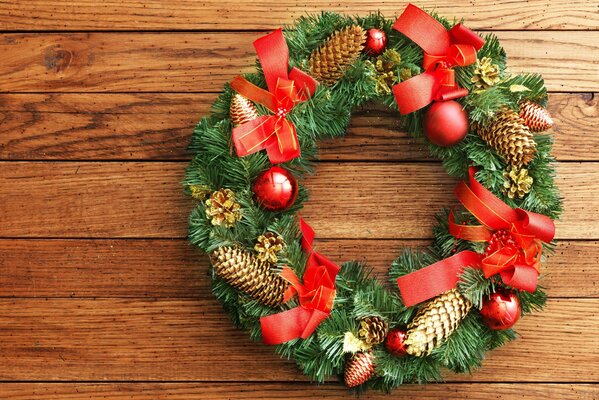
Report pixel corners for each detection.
[184,4,562,393]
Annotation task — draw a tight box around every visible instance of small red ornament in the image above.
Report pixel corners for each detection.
[252,166,298,211]
[384,328,408,357]
[364,28,387,55]
[480,290,521,330]
[423,100,469,147]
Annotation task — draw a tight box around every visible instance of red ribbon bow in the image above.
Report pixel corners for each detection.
[449,167,555,292]
[260,218,340,345]
[230,29,318,164]
[397,167,555,307]
[392,4,485,115]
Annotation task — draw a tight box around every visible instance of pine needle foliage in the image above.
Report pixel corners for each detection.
[184,8,561,393]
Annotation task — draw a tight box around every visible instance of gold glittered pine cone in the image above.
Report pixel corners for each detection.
[404,289,472,357]
[373,49,402,94]
[503,166,534,199]
[230,93,259,127]
[471,56,500,91]
[254,232,285,264]
[205,188,242,227]
[358,316,389,346]
[475,108,537,169]
[344,351,375,388]
[309,25,366,86]
[188,184,211,201]
[210,246,289,307]
[519,100,554,132]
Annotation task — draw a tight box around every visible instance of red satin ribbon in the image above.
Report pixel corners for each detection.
[392,4,485,114]
[397,167,555,306]
[230,29,318,164]
[260,218,340,345]
[449,167,555,292]
[397,250,482,307]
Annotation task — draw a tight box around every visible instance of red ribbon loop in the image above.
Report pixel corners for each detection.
[397,167,555,306]
[230,29,318,164]
[260,218,340,345]
[392,4,484,114]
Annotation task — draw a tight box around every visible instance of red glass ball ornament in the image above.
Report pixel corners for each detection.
[384,328,408,357]
[252,166,298,211]
[480,290,522,330]
[364,28,387,55]
[423,100,469,147]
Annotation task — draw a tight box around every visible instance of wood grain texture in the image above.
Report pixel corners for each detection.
[0,298,595,381]
[0,239,595,298]
[0,31,597,93]
[0,1,597,397]
[0,93,596,161]
[0,162,596,239]
[0,383,596,400]
[0,0,597,31]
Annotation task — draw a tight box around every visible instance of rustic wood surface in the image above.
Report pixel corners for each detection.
[0,1,597,399]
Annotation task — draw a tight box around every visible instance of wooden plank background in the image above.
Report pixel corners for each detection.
[0,1,597,398]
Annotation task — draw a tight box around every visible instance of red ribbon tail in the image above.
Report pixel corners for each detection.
[393,3,451,55]
[301,309,330,338]
[299,217,315,252]
[264,119,300,164]
[393,71,439,114]
[397,250,482,307]
[231,116,274,157]
[260,307,313,345]
[253,28,290,93]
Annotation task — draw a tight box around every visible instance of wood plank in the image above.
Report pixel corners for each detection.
[0,32,596,93]
[0,93,204,160]
[0,239,595,298]
[0,93,596,161]
[0,0,597,31]
[0,383,595,399]
[0,298,595,381]
[0,162,594,239]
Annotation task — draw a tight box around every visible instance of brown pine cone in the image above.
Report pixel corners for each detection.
[358,316,389,346]
[210,246,288,307]
[404,289,472,357]
[230,93,259,126]
[344,351,375,388]
[519,100,554,132]
[309,25,366,86]
[475,108,537,168]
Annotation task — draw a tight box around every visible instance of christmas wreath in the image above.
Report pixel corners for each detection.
[184,4,561,392]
